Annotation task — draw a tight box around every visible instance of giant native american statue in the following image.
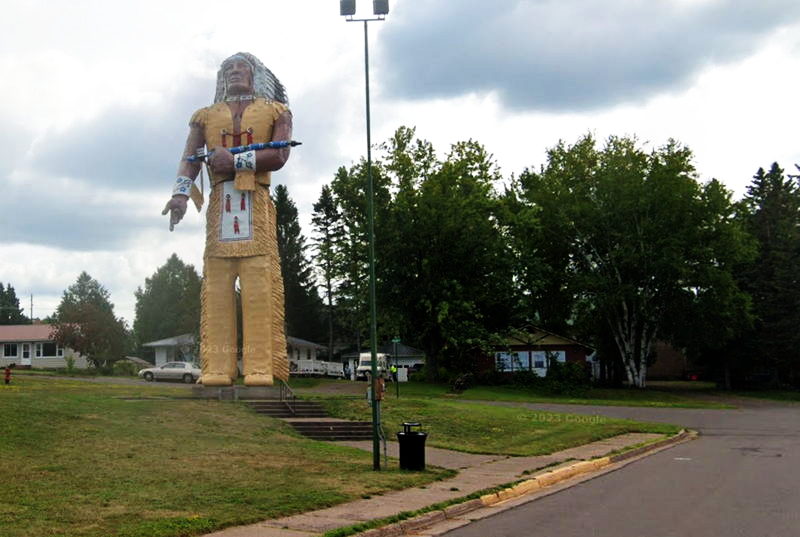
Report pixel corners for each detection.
[163,52,295,386]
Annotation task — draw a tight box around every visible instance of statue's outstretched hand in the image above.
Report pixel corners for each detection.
[162,195,188,231]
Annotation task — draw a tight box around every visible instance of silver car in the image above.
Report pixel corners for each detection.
[138,361,201,383]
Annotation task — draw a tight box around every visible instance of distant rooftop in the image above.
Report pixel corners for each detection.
[0,324,55,342]
[142,334,196,347]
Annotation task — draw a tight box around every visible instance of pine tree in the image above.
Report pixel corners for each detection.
[312,184,345,360]
[737,163,800,384]
[274,185,324,343]
[0,283,28,324]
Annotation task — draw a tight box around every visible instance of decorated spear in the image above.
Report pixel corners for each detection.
[186,140,302,163]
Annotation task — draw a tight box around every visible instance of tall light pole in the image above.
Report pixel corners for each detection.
[340,0,389,471]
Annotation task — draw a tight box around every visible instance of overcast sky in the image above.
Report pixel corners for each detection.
[1,0,799,327]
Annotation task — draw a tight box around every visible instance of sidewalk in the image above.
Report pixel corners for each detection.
[203,432,664,537]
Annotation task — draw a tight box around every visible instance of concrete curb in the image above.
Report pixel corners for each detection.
[350,429,695,537]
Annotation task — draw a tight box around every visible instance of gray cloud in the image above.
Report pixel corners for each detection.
[1,70,355,251]
[0,178,200,251]
[31,78,210,190]
[378,0,800,111]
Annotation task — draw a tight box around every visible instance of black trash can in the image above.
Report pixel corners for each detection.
[397,422,427,470]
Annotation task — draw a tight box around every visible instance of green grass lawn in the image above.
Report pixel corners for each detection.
[321,397,681,456]
[308,379,732,408]
[729,389,800,403]
[0,377,451,537]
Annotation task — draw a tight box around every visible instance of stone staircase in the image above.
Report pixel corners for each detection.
[246,400,328,418]
[245,400,374,441]
[285,420,375,441]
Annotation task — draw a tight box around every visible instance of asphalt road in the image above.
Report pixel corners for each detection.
[447,399,800,537]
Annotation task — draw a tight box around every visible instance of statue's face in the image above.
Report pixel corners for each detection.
[224,59,253,95]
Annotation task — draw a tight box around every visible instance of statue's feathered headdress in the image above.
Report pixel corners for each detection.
[214,52,288,104]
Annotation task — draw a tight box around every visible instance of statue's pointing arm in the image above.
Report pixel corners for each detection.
[162,124,205,231]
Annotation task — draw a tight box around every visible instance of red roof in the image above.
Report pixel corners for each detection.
[0,324,55,342]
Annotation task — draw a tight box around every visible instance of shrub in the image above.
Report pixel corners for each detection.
[449,372,474,393]
[113,361,139,377]
[544,361,591,395]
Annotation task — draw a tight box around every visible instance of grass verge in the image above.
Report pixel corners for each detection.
[321,397,680,456]
[302,379,733,409]
[729,389,800,403]
[0,377,451,537]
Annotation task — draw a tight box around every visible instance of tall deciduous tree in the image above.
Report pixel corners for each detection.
[513,135,750,387]
[379,128,516,379]
[0,283,28,324]
[274,184,324,343]
[133,254,201,360]
[53,272,128,368]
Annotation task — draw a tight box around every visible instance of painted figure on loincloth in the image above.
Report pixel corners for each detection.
[162,52,292,386]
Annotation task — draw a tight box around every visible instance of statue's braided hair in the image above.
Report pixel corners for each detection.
[214,52,288,105]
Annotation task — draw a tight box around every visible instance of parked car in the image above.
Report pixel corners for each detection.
[138,361,201,383]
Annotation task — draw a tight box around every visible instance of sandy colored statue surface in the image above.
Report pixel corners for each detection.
[163,52,293,386]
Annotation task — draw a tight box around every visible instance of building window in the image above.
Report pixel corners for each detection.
[35,343,42,357]
[57,346,64,357]
[4,344,18,358]
[495,352,530,372]
[22,344,30,359]
[43,343,57,357]
[532,350,566,370]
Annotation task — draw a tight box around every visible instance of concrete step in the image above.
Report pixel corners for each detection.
[302,434,375,441]
[245,400,329,418]
[288,420,374,441]
[247,401,323,409]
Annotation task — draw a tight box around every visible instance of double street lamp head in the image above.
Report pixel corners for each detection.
[373,0,389,15]
[340,0,389,17]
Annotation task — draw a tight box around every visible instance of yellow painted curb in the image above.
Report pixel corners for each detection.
[534,470,561,487]
[511,479,540,496]
[482,457,615,506]
[477,436,683,509]
[592,457,611,469]
[480,492,501,506]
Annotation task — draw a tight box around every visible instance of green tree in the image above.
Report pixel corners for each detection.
[52,272,128,369]
[733,163,800,385]
[133,254,201,361]
[379,128,516,379]
[513,135,751,387]
[274,184,324,343]
[0,283,28,324]
[329,160,391,351]
[311,184,345,359]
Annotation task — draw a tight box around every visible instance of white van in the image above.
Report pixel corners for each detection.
[355,352,389,380]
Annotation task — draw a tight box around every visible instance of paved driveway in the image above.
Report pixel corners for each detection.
[447,398,800,537]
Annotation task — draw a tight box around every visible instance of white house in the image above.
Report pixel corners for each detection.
[138,333,345,376]
[287,336,326,362]
[0,324,87,369]
[141,333,197,366]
